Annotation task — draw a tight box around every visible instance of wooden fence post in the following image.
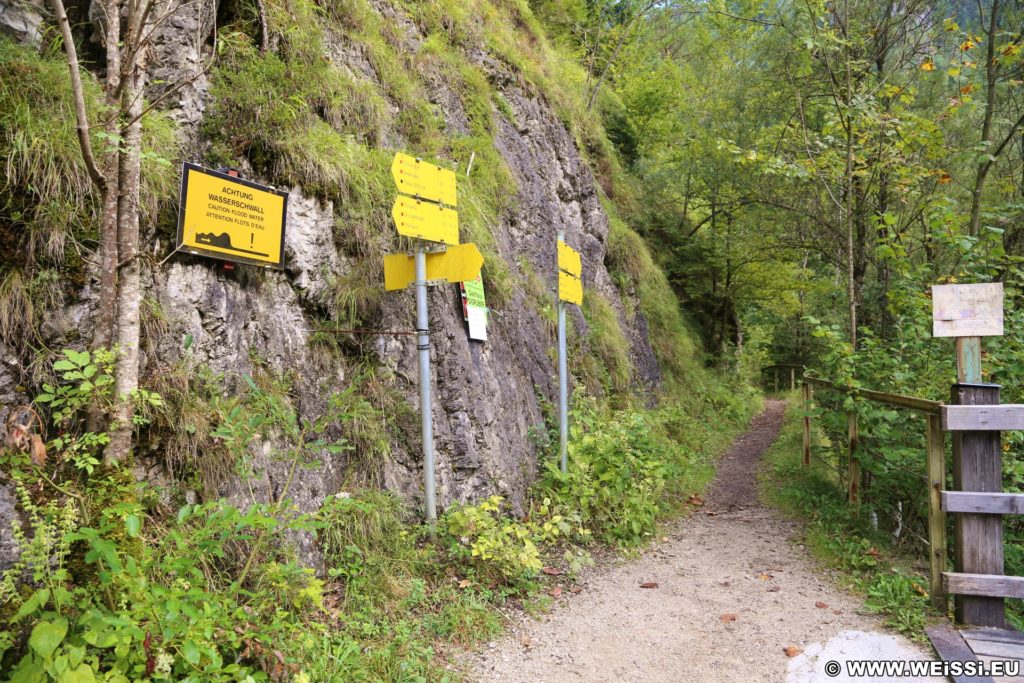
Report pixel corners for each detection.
[790,367,796,391]
[848,410,860,509]
[926,413,947,612]
[951,382,1004,627]
[802,382,811,468]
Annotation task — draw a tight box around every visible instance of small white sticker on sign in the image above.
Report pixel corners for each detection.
[932,282,1003,337]
[467,306,487,342]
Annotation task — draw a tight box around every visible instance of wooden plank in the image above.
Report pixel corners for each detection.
[928,414,948,611]
[926,623,993,683]
[963,636,1024,660]
[944,573,1024,599]
[943,492,1024,515]
[952,383,1005,627]
[801,376,942,414]
[943,405,1024,431]
[858,387,943,414]
[802,376,835,389]
[963,628,1024,647]
[933,283,1004,338]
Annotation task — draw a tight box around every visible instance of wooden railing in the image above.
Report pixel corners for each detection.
[800,375,947,611]
[761,363,805,392]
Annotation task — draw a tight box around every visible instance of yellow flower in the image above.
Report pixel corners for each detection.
[921,60,935,71]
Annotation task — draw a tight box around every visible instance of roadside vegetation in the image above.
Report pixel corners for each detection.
[0,349,755,680]
[760,398,937,639]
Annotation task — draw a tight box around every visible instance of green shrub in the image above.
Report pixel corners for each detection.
[538,399,671,546]
[440,495,567,586]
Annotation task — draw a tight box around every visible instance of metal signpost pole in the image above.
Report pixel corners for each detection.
[415,245,436,525]
[558,231,569,474]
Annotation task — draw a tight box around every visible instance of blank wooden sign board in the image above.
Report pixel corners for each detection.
[933,283,1004,337]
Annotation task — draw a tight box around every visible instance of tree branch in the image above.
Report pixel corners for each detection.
[48,0,106,190]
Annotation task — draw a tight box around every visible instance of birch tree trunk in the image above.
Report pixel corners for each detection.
[105,40,149,464]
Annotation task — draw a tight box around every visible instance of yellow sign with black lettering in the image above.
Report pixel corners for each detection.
[558,239,581,277]
[392,195,459,245]
[391,153,458,207]
[176,163,288,268]
[559,271,583,306]
[384,243,484,291]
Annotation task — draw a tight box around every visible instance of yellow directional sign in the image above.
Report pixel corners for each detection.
[384,243,484,291]
[176,163,288,268]
[559,271,583,306]
[392,195,459,245]
[391,153,458,207]
[558,239,581,277]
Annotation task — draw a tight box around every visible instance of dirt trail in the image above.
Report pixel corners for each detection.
[464,400,939,682]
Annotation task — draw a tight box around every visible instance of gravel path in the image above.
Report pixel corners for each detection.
[464,400,940,682]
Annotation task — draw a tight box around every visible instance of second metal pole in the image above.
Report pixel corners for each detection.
[415,246,436,524]
[557,231,568,473]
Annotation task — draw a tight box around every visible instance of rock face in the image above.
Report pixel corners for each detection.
[0,0,43,45]
[2,1,665,523]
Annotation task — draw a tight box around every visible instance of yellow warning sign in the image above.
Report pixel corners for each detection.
[558,239,581,277]
[392,195,459,245]
[384,243,484,291]
[391,153,458,207]
[176,163,288,268]
[559,271,583,306]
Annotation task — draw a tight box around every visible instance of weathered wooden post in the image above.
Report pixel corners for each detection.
[802,381,812,468]
[933,283,1005,626]
[847,410,860,509]
[926,413,947,612]
[790,366,796,391]
[951,382,1003,625]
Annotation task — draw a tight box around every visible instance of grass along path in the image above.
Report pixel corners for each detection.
[463,400,941,682]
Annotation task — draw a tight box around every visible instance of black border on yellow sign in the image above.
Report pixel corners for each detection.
[175,162,289,269]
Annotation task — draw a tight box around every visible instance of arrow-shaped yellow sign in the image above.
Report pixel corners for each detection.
[559,271,583,306]
[392,195,459,245]
[558,239,581,277]
[384,243,484,291]
[391,152,458,207]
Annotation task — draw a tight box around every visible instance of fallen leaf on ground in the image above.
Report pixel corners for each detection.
[720,613,737,623]
[568,585,583,594]
[542,567,563,576]
[458,579,471,589]
[815,601,828,609]
[831,610,843,615]
[866,546,880,558]
[757,573,773,580]
[688,494,704,506]
[661,536,669,542]
[521,635,532,648]
[913,583,928,597]
[640,582,659,589]
[767,586,780,593]
[549,586,562,598]
[784,646,802,657]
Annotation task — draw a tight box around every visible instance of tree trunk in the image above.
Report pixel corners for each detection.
[93,0,123,352]
[968,0,1001,237]
[105,61,146,465]
[845,56,857,350]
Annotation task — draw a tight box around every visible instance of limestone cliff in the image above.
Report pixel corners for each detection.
[0,0,670,531]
